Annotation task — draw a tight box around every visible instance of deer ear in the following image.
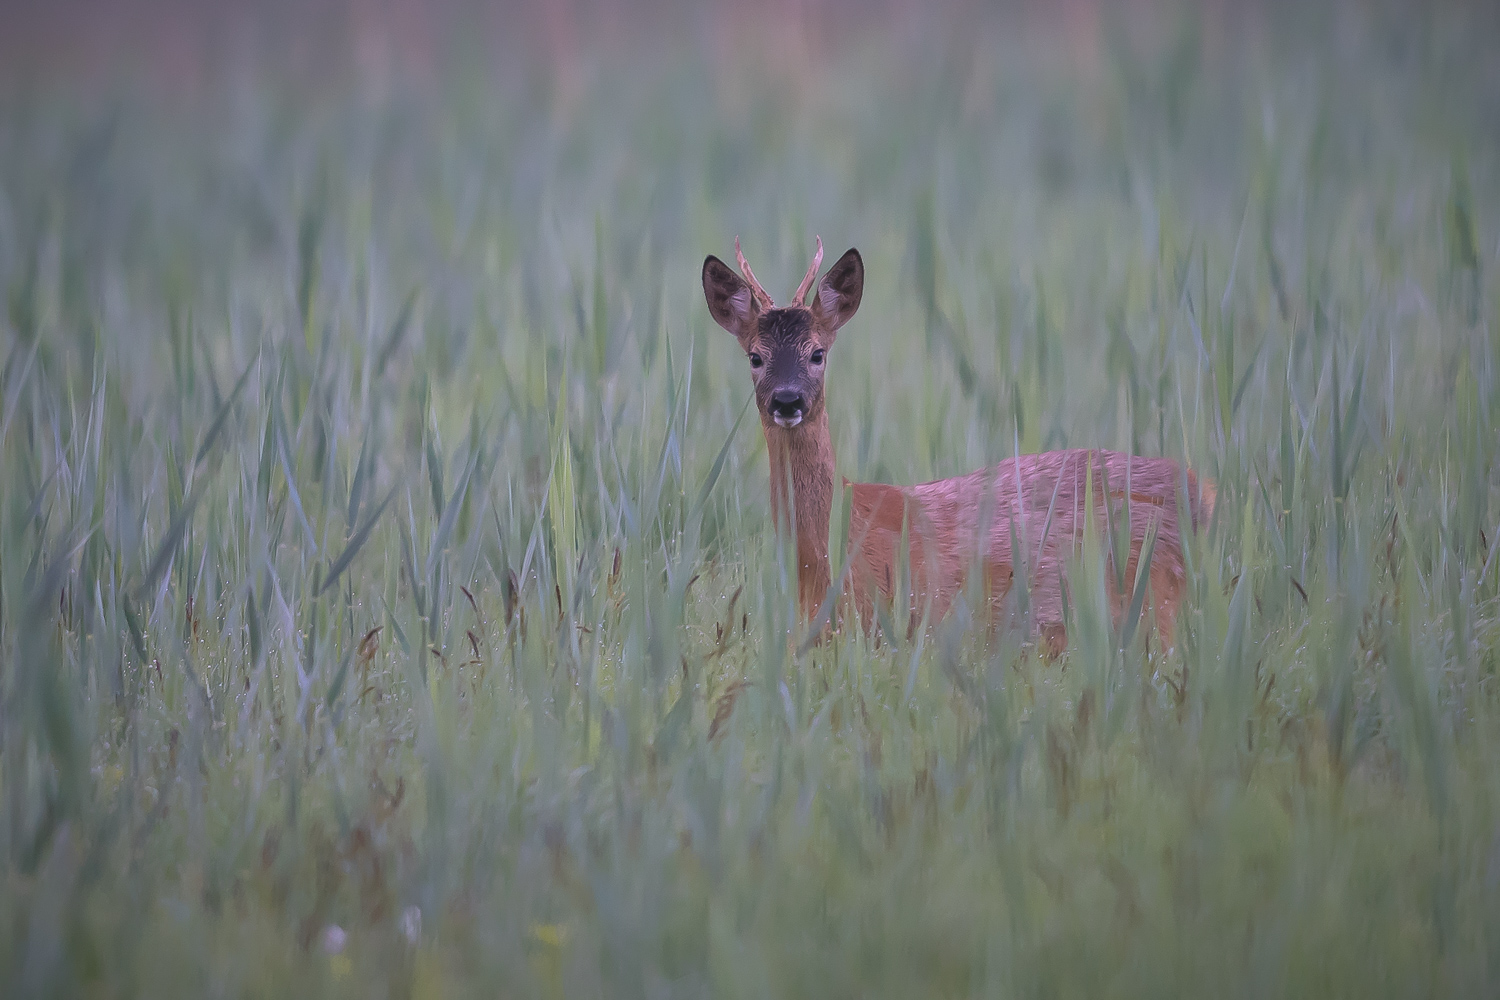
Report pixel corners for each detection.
[703,255,759,339]
[810,248,863,336]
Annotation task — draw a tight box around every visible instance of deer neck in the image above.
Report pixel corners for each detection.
[765,410,835,615]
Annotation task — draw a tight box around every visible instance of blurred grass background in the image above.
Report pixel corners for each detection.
[2,0,1499,996]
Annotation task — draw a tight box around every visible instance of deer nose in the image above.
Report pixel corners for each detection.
[770,389,805,415]
[769,389,806,427]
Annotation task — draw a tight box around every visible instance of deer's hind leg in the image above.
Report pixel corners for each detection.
[1143,550,1188,651]
[1025,535,1070,659]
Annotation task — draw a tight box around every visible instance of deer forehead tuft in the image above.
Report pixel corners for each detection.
[757,307,820,347]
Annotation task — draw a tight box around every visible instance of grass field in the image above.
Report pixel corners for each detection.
[2,1,1499,996]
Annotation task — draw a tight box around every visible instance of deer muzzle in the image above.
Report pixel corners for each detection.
[769,389,806,428]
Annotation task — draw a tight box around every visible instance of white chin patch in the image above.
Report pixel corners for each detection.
[773,413,804,429]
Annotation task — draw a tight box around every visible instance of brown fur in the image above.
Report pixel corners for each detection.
[703,243,1214,650]
[842,450,1212,650]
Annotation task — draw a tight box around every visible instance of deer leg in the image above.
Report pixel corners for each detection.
[1027,536,1069,658]
[1148,561,1186,651]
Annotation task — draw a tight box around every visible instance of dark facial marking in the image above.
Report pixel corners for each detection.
[757,309,818,385]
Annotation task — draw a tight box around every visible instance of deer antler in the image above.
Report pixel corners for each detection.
[793,236,824,307]
[734,236,774,311]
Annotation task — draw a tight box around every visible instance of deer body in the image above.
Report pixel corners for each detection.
[705,240,1212,650]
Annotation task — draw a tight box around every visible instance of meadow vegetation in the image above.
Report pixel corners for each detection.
[2,2,1499,996]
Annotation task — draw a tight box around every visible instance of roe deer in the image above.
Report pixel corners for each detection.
[702,239,1215,653]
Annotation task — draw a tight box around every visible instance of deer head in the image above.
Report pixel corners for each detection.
[702,238,864,430]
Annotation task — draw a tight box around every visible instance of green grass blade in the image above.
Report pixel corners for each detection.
[318,482,398,597]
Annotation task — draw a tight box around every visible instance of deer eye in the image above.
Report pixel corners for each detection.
[810,349,825,365]
[749,353,764,369]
